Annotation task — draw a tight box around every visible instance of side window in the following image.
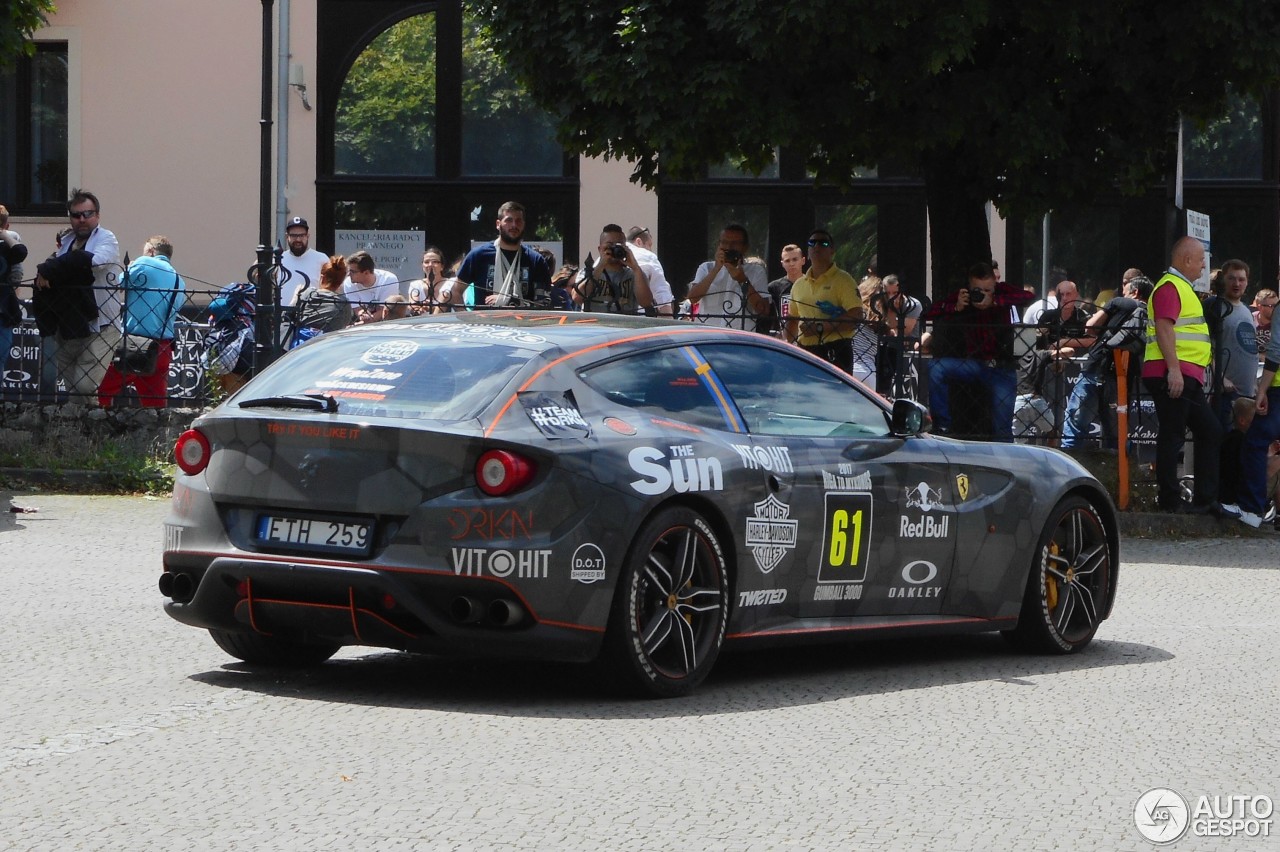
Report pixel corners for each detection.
[698,344,890,438]
[581,346,741,432]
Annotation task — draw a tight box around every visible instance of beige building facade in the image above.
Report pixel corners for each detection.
[12,1,654,298]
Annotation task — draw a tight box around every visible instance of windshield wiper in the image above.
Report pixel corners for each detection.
[239,393,338,413]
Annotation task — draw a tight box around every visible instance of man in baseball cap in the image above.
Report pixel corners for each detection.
[279,215,328,305]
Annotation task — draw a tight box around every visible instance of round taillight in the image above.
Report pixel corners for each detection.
[475,449,536,496]
[174,429,212,476]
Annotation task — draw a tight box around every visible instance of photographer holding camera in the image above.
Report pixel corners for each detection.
[574,224,652,314]
[923,261,1033,440]
[871,273,923,396]
[687,223,770,328]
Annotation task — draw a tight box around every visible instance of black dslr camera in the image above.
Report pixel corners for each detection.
[607,243,628,261]
[968,288,987,304]
[723,249,744,265]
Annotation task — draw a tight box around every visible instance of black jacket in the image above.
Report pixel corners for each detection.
[33,249,98,338]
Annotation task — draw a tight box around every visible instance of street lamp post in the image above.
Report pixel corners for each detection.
[254,0,281,371]
[259,0,274,251]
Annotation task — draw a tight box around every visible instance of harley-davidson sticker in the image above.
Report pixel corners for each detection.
[745,493,798,574]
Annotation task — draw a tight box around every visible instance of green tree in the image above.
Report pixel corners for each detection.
[461,9,562,175]
[1184,89,1263,180]
[475,1,1280,292]
[1,0,55,69]
[335,13,438,175]
[334,9,561,178]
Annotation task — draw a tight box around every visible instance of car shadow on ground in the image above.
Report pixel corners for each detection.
[189,633,1172,719]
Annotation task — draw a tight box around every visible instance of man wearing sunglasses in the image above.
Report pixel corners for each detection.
[32,188,121,403]
[784,230,863,372]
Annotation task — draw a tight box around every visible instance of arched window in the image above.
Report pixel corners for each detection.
[334,13,437,176]
[318,2,578,270]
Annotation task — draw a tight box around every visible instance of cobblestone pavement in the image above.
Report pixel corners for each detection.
[1,493,1276,851]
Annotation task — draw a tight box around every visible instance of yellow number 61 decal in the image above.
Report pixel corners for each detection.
[819,492,872,584]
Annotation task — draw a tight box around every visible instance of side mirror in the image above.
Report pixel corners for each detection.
[890,398,931,437]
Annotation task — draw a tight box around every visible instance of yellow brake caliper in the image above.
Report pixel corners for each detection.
[1045,542,1061,610]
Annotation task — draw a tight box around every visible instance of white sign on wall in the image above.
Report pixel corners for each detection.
[335,230,427,296]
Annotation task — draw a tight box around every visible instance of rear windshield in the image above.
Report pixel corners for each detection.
[236,333,534,420]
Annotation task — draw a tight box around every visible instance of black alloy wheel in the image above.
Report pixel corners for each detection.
[604,507,729,697]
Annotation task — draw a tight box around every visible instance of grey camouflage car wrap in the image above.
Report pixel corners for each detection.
[161,311,1118,666]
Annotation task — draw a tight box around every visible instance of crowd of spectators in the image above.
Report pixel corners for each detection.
[4,194,1279,527]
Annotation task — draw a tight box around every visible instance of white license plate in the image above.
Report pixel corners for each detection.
[257,515,372,554]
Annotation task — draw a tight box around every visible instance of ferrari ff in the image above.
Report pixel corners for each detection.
[161,311,1119,697]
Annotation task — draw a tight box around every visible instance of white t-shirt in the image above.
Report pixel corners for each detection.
[406,278,433,307]
[689,261,769,329]
[342,268,400,307]
[280,248,329,305]
[628,242,674,307]
[1022,295,1058,324]
[431,276,469,310]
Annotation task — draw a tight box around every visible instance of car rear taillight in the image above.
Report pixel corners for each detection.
[475,449,536,496]
[174,429,212,476]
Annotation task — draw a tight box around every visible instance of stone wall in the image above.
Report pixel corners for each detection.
[0,402,203,490]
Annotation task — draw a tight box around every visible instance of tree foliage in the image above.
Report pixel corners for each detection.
[460,10,562,176]
[335,13,438,175]
[1184,89,1263,180]
[334,9,561,178]
[1,0,55,70]
[475,0,1280,289]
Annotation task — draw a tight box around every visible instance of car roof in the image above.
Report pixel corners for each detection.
[324,310,776,353]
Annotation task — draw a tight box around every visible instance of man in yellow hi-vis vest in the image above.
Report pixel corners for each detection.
[1141,235,1230,515]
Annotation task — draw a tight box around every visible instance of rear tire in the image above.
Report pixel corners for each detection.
[209,628,340,666]
[1007,496,1113,654]
[602,507,729,697]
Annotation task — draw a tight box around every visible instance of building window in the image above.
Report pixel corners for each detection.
[708,150,781,180]
[460,7,562,176]
[334,13,437,176]
[320,2,576,265]
[1021,205,1122,297]
[704,204,771,263]
[1184,90,1263,181]
[815,203,878,280]
[332,8,563,179]
[0,42,68,213]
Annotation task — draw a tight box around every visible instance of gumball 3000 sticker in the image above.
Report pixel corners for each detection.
[361,340,420,366]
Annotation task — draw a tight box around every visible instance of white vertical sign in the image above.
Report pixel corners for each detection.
[1186,210,1211,292]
